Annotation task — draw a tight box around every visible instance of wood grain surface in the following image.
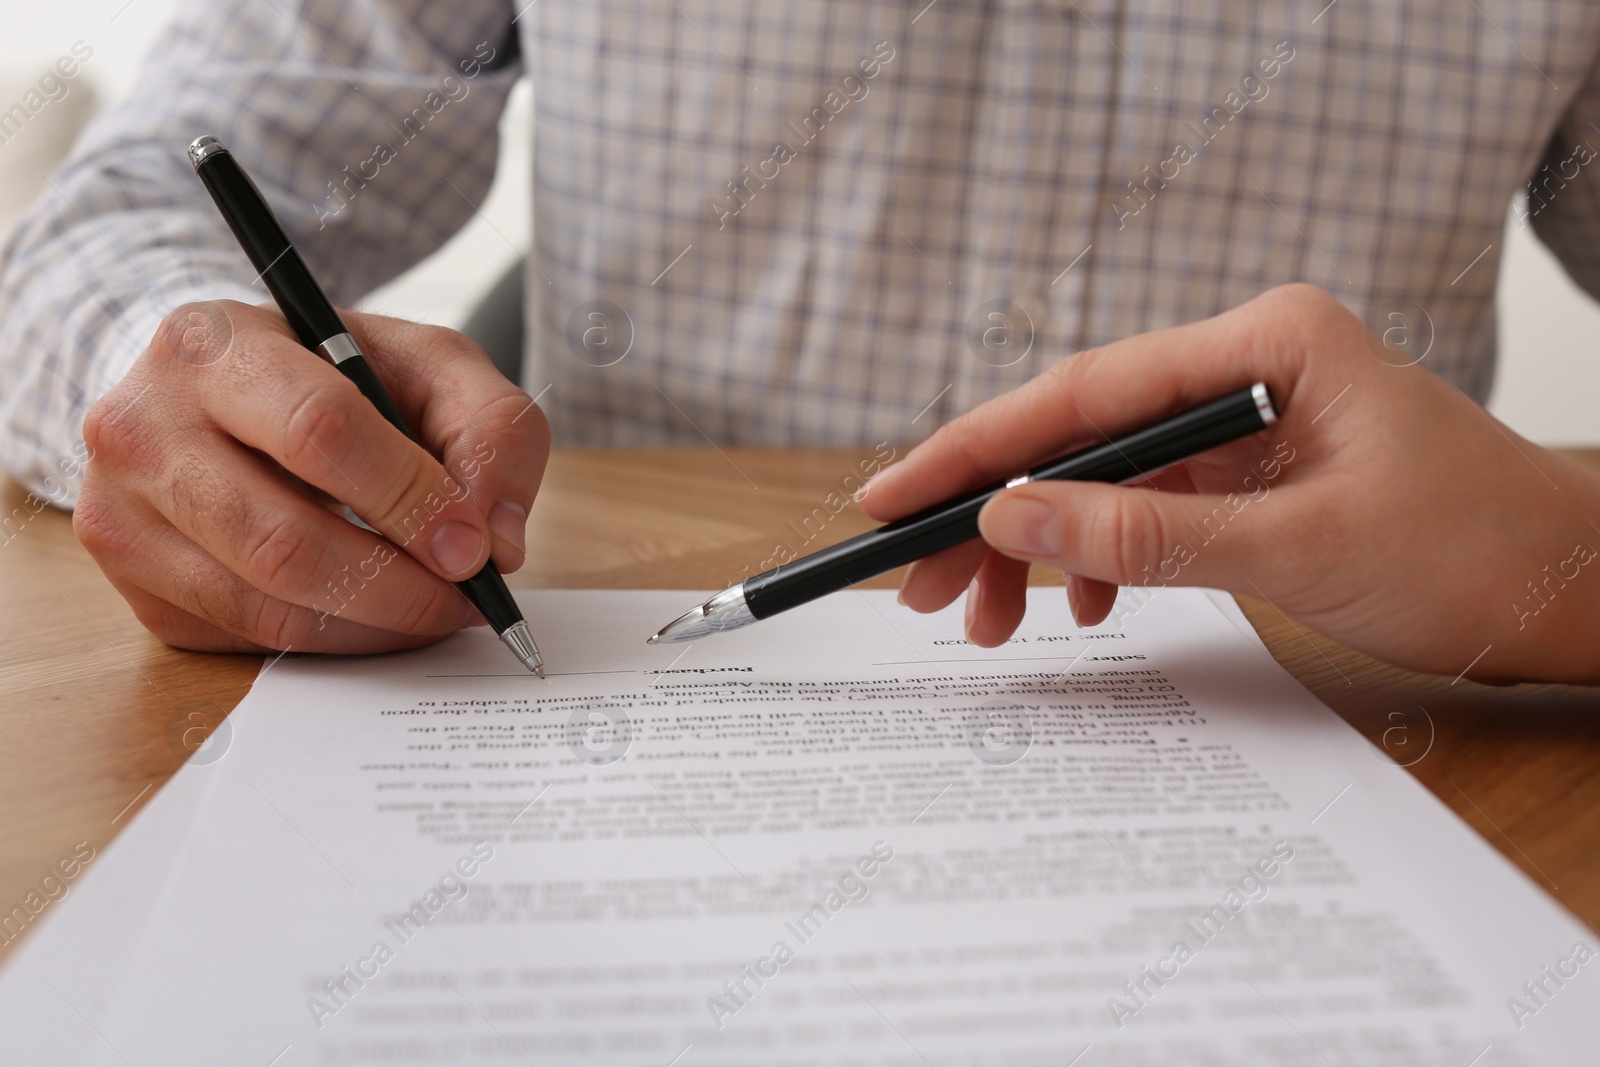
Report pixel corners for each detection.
[2,447,1598,966]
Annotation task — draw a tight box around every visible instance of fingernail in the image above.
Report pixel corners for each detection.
[488,500,527,554]
[963,577,981,640]
[985,495,1061,557]
[431,521,486,577]
[1066,577,1085,627]
[896,586,908,607]
[853,480,872,504]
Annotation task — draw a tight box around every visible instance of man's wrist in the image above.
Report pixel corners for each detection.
[1499,454,1600,685]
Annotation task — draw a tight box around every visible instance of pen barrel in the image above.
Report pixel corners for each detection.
[742,385,1275,619]
[743,495,990,618]
[338,355,419,444]
[336,354,518,629]
[192,152,347,348]
[456,562,521,633]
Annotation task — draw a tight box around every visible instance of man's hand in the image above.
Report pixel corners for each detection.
[864,284,1600,685]
[75,301,550,655]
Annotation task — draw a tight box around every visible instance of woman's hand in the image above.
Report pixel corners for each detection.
[863,284,1600,685]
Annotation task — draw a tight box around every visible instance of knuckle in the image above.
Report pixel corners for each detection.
[1090,493,1167,586]
[248,595,317,651]
[478,389,548,447]
[940,424,991,483]
[189,570,251,639]
[1048,347,1097,386]
[163,450,229,529]
[280,382,361,476]
[80,395,114,458]
[391,579,462,636]
[441,391,548,500]
[437,394,549,507]
[154,302,207,348]
[150,302,241,371]
[370,458,443,545]
[240,515,325,597]
[82,384,150,466]
[150,304,196,358]
[924,414,1009,495]
[1032,349,1108,421]
[71,494,127,557]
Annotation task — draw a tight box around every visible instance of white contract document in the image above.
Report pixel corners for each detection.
[0,588,1594,1065]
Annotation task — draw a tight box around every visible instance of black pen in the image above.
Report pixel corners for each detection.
[650,383,1279,643]
[187,135,545,676]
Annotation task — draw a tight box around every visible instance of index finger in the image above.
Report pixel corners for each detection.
[860,284,1336,522]
[190,304,494,581]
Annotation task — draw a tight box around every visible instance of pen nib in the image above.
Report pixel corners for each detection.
[649,585,757,643]
[499,621,546,678]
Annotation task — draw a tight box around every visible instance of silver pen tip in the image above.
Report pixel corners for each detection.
[645,634,660,645]
[649,585,757,644]
[498,621,546,677]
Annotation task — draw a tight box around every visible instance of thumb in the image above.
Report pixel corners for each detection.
[977,480,1284,591]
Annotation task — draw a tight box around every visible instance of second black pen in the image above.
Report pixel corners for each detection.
[649,383,1279,643]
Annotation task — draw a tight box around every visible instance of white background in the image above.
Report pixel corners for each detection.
[3,0,1595,445]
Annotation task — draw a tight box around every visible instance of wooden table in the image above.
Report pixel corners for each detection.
[3,448,1599,966]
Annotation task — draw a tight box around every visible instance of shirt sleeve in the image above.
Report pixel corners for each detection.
[1527,50,1600,300]
[0,0,520,508]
